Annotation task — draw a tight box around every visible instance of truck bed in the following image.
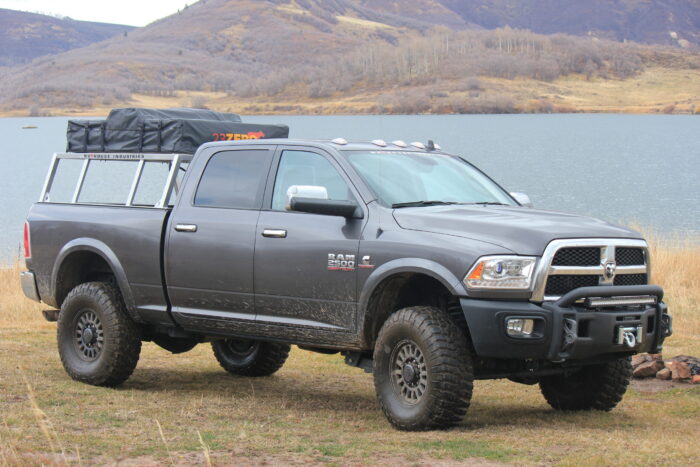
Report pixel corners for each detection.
[28,203,172,325]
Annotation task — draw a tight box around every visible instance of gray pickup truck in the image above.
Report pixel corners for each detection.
[21,138,672,430]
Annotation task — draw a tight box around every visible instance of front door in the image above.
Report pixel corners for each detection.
[254,148,366,335]
[166,146,275,334]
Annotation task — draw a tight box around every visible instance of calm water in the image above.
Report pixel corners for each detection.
[1,114,698,262]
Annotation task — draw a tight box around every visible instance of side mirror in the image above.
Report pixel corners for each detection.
[286,185,361,218]
[510,192,534,208]
[286,185,328,210]
[289,197,361,218]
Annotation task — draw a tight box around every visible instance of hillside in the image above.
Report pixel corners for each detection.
[0,9,134,67]
[0,0,698,116]
[439,0,700,48]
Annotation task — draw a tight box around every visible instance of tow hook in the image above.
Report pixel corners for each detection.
[616,325,643,348]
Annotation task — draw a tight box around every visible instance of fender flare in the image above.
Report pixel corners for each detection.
[51,238,140,322]
[357,258,467,344]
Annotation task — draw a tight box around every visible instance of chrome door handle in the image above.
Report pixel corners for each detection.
[262,229,287,238]
[175,224,198,232]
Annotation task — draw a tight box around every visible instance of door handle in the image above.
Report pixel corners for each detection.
[175,224,198,232]
[262,229,287,238]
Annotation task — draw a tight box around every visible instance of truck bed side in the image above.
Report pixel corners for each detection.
[27,203,172,325]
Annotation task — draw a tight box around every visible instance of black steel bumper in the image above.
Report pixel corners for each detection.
[461,285,672,362]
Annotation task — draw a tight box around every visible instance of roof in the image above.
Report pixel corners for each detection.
[198,138,447,154]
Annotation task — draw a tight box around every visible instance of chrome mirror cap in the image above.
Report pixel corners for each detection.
[286,185,328,210]
[510,192,534,208]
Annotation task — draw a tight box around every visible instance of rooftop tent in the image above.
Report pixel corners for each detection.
[66,108,289,154]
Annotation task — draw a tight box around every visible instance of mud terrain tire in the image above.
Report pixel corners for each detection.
[212,339,290,377]
[57,282,141,387]
[539,357,632,411]
[373,306,474,431]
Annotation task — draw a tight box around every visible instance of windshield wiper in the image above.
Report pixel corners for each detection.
[391,200,457,208]
[469,202,508,206]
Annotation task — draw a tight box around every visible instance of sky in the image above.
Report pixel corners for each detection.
[0,0,194,26]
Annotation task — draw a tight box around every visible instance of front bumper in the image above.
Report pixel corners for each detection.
[461,285,672,362]
[20,271,41,303]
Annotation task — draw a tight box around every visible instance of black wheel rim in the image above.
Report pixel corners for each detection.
[224,339,258,358]
[390,340,428,405]
[74,309,104,361]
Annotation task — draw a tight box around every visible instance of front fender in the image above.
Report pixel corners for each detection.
[51,238,140,321]
[358,258,467,316]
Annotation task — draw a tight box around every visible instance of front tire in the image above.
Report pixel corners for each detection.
[539,357,632,411]
[373,306,474,431]
[57,282,141,387]
[212,339,290,377]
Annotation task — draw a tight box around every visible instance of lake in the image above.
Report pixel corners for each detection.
[1,114,698,263]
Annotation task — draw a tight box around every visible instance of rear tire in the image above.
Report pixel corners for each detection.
[57,282,141,387]
[539,357,632,411]
[212,339,290,377]
[373,306,474,431]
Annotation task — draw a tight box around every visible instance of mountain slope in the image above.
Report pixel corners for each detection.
[0,9,134,66]
[438,0,700,47]
[0,0,697,116]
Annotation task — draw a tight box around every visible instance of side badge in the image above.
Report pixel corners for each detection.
[358,255,374,269]
[328,254,355,271]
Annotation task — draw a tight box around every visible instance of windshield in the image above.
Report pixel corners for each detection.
[342,151,515,207]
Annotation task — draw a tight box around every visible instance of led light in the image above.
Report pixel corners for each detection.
[464,255,537,290]
[586,296,657,308]
[506,318,535,337]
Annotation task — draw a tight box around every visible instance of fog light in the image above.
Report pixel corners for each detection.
[506,318,535,338]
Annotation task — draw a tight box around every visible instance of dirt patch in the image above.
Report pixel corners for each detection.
[631,378,699,393]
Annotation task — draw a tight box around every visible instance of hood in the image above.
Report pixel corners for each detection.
[392,205,641,256]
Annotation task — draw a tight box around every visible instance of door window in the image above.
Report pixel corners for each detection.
[194,149,273,209]
[271,150,353,211]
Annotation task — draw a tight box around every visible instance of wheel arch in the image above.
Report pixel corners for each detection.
[358,259,469,349]
[50,238,140,322]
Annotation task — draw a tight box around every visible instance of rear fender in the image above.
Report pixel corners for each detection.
[51,238,140,322]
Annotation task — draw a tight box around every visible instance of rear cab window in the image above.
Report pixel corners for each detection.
[194,149,274,209]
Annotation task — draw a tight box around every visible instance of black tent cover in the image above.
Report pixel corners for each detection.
[67,108,289,154]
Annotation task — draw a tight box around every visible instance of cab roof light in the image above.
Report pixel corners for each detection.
[410,142,426,150]
[392,140,408,148]
[331,138,348,145]
[372,139,387,147]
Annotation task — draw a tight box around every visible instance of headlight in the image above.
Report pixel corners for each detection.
[464,256,537,290]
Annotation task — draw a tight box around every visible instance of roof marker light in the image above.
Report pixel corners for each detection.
[392,140,408,148]
[331,138,348,145]
[371,139,387,147]
[410,142,426,150]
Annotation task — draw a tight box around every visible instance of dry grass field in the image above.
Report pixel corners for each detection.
[0,234,698,466]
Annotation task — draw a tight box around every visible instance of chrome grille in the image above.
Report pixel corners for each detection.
[614,273,647,286]
[615,247,645,266]
[531,239,649,302]
[545,275,600,296]
[551,247,600,266]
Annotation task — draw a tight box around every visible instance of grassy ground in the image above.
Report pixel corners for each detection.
[1,235,698,466]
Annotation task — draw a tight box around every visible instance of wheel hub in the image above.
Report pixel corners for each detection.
[75,310,104,360]
[402,363,419,385]
[391,340,428,404]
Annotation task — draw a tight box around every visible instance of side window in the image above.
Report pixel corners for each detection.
[271,150,352,211]
[194,149,273,209]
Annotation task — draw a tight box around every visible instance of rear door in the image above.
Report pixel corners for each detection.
[254,146,366,334]
[165,145,275,333]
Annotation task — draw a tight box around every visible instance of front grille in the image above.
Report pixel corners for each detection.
[535,240,650,301]
[545,275,599,296]
[616,247,645,265]
[614,274,647,286]
[551,247,600,266]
